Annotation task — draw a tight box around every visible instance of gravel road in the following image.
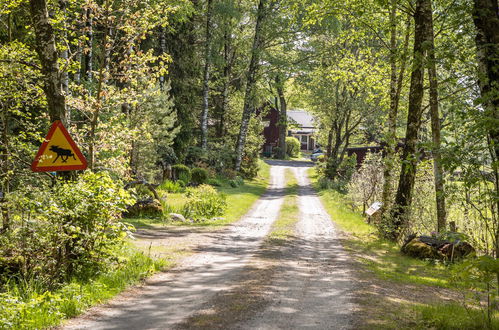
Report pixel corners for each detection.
[62,161,355,329]
[240,164,355,329]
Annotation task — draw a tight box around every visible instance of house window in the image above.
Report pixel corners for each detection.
[301,135,308,143]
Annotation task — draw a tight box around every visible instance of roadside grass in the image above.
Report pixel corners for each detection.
[307,168,452,289]
[127,159,271,228]
[306,168,499,328]
[0,243,170,329]
[266,169,300,245]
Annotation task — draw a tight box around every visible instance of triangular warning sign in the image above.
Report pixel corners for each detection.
[31,121,88,172]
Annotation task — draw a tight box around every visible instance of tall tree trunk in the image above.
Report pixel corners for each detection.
[88,2,110,170]
[326,128,333,158]
[159,26,167,89]
[389,0,430,241]
[472,0,499,283]
[29,0,66,124]
[0,107,10,233]
[234,0,267,171]
[276,75,287,159]
[200,0,213,150]
[381,0,399,218]
[426,1,446,232]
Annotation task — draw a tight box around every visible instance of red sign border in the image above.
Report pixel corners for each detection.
[31,120,88,172]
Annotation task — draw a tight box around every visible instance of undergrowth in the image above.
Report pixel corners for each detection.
[0,243,168,329]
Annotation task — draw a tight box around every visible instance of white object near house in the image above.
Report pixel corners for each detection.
[366,202,382,216]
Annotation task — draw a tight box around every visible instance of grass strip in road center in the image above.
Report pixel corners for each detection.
[265,168,300,245]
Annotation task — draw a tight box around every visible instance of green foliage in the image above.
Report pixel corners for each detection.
[0,172,133,284]
[285,137,300,157]
[229,176,244,188]
[181,185,227,221]
[172,164,191,184]
[207,178,222,187]
[0,245,166,330]
[191,168,209,185]
[159,180,183,193]
[240,118,264,179]
[450,256,499,327]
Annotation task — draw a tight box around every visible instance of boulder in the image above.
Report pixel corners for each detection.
[169,213,186,222]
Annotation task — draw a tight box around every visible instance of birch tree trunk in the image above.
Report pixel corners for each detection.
[234,0,267,171]
[389,0,430,241]
[201,0,214,150]
[29,0,66,124]
[426,1,446,232]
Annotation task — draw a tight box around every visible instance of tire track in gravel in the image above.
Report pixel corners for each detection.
[62,164,286,330]
[241,164,356,330]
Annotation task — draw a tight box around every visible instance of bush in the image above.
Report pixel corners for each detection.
[229,176,244,188]
[172,164,191,184]
[159,180,183,193]
[0,172,133,285]
[286,137,300,157]
[181,185,227,221]
[207,178,222,187]
[191,168,208,185]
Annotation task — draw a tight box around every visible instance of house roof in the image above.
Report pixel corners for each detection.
[287,110,315,128]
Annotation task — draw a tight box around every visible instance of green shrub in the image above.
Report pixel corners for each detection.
[172,164,191,183]
[286,137,300,157]
[181,185,227,221]
[191,168,208,185]
[229,176,244,188]
[207,178,222,187]
[0,172,134,285]
[159,180,183,193]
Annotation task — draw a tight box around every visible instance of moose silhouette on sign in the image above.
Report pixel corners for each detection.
[50,145,76,163]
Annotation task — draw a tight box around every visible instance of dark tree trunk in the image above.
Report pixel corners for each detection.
[200,0,214,150]
[159,26,167,89]
[389,0,430,241]
[0,109,10,233]
[326,128,333,158]
[381,0,401,216]
[276,76,287,159]
[426,1,447,232]
[235,0,267,171]
[472,0,499,276]
[29,0,66,124]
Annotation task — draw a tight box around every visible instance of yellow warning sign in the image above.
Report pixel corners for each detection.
[31,121,88,172]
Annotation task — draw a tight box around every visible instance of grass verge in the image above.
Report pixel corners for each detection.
[307,167,499,329]
[0,244,170,329]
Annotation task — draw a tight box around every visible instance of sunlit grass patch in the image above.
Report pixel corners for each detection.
[415,302,499,329]
[266,169,300,245]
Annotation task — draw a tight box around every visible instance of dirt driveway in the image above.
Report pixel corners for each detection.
[62,160,356,329]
